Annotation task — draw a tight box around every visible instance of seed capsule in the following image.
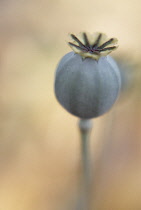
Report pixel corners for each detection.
[54,32,121,119]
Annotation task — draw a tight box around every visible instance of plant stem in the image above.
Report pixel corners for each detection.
[78,118,93,210]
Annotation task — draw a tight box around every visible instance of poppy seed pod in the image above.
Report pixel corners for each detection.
[54,32,121,119]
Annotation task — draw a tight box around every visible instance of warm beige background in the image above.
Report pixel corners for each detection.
[0,0,141,209]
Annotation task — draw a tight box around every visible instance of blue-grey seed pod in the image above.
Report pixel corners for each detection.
[54,32,121,119]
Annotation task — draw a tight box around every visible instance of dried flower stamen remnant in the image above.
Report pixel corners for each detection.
[68,32,118,60]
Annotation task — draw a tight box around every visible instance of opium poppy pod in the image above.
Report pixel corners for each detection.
[54,32,121,119]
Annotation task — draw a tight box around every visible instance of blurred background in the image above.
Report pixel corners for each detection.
[0,0,141,209]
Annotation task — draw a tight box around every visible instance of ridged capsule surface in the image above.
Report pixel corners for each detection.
[55,51,121,119]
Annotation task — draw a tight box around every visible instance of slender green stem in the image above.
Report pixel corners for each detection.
[77,119,93,210]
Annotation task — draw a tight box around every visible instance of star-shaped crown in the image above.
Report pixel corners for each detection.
[68,32,118,60]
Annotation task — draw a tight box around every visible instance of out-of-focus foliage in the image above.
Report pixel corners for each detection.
[0,0,141,209]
